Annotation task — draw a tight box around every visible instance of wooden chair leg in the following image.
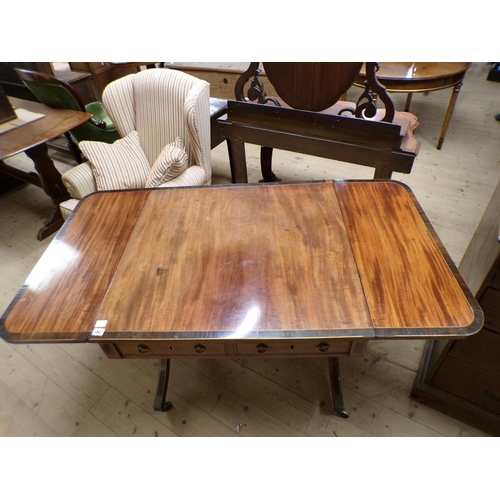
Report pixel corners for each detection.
[64,132,83,164]
[227,138,248,183]
[260,146,281,183]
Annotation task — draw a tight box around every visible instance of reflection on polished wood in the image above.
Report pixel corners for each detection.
[0,181,483,417]
[356,62,471,150]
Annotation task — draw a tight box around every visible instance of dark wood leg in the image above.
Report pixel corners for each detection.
[329,357,349,418]
[259,146,281,183]
[404,92,413,112]
[154,359,173,412]
[24,143,71,240]
[227,138,248,183]
[64,132,83,164]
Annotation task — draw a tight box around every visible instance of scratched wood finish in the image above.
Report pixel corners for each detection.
[334,182,476,331]
[0,98,91,161]
[95,183,373,336]
[2,191,150,341]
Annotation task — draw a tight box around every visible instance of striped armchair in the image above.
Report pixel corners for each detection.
[59,68,212,220]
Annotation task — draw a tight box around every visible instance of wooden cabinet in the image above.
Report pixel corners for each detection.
[412,255,500,435]
[69,63,140,99]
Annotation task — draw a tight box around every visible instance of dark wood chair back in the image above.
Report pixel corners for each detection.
[235,62,395,123]
[221,62,419,182]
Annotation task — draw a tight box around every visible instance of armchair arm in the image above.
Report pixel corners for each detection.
[61,162,97,199]
[158,165,210,188]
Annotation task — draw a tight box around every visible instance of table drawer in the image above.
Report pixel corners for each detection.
[233,339,352,357]
[115,340,229,358]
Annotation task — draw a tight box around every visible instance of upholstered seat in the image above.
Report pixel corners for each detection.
[59,68,211,220]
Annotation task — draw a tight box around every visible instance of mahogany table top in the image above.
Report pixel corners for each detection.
[0,180,483,344]
[0,97,91,161]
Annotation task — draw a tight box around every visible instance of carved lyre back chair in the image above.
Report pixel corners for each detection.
[232,62,419,181]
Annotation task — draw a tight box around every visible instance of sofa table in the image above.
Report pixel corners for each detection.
[0,180,483,418]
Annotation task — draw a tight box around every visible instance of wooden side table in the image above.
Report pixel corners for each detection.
[0,97,90,239]
[356,62,471,150]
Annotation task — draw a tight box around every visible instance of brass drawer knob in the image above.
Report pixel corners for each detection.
[316,342,330,353]
[194,344,206,354]
[137,344,150,354]
[255,343,269,354]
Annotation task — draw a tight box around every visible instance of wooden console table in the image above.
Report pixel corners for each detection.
[0,181,483,418]
[0,97,90,240]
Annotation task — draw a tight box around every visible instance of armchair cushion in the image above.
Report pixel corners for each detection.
[80,131,150,191]
[146,137,189,188]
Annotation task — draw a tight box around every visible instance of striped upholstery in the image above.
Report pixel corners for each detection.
[60,198,80,220]
[146,137,189,188]
[80,131,151,191]
[62,162,97,199]
[59,68,212,219]
[103,69,211,179]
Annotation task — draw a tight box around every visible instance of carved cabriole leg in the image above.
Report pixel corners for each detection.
[154,359,173,412]
[329,357,349,418]
[259,146,281,183]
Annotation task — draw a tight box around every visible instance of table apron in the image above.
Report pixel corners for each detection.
[98,338,369,360]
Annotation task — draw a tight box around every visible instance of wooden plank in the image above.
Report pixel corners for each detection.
[210,390,303,437]
[89,387,177,437]
[36,379,116,437]
[181,358,316,433]
[14,343,109,409]
[61,344,238,437]
[0,379,58,437]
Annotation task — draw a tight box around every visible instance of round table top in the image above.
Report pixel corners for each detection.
[357,62,472,92]
[371,62,472,81]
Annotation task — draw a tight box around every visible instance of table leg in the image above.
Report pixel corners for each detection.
[329,357,349,418]
[153,358,173,412]
[404,92,413,112]
[437,80,464,150]
[24,143,71,240]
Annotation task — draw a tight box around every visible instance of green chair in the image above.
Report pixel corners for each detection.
[14,68,120,163]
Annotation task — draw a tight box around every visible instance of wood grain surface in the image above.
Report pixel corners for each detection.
[2,191,149,340]
[334,182,476,333]
[0,98,91,160]
[96,182,372,337]
[0,181,482,343]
